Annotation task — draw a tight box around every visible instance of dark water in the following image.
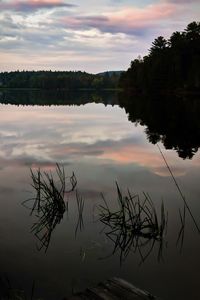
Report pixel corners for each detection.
[0,90,200,299]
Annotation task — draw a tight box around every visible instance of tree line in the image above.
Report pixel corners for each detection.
[0,70,120,90]
[119,21,200,93]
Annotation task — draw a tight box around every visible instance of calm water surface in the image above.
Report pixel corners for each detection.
[0,92,200,299]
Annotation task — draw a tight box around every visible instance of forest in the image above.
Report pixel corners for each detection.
[0,70,120,90]
[119,21,200,93]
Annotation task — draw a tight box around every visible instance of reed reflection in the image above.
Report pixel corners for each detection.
[23,164,77,252]
[99,183,167,264]
[23,163,199,265]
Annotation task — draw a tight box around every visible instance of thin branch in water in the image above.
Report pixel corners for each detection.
[157,143,200,234]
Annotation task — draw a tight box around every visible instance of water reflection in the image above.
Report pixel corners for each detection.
[24,164,167,263]
[0,275,35,300]
[75,191,85,236]
[1,89,200,162]
[0,91,200,299]
[99,183,167,264]
[24,164,199,268]
[118,92,200,159]
[23,165,76,252]
[0,89,119,107]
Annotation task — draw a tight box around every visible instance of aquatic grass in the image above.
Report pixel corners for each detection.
[23,164,77,252]
[99,183,167,263]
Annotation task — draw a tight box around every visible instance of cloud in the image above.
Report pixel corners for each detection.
[61,3,179,35]
[0,0,76,12]
[165,0,199,3]
[0,0,199,72]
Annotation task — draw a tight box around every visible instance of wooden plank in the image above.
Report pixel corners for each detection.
[99,280,145,300]
[110,278,156,299]
[68,296,85,300]
[85,286,120,300]
[68,278,159,300]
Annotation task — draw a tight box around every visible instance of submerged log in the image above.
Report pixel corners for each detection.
[68,277,159,300]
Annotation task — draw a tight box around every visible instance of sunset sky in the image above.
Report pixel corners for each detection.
[0,0,199,73]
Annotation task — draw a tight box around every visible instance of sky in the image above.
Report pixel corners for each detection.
[0,0,199,73]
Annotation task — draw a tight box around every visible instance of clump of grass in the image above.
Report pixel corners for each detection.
[23,164,77,252]
[99,183,167,263]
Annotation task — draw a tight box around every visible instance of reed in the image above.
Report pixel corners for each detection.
[99,183,167,263]
[23,164,77,252]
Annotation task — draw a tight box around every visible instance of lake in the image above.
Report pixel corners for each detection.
[0,90,200,299]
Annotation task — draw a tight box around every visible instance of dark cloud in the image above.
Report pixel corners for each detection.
[61,14,152,36]
[0,0,76,13]
[77,15,109,25]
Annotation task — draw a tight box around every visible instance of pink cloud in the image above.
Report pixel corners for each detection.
[0,0,76,12]
[61,3,180,35]
[45,138,192,177]
[105,3,178,27]
[99,145,189,177]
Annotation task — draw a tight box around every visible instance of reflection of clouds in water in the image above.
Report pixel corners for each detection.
[0,103,199,177]
[0,103,137,162]
[0,103,199,300]
[153,166,186,177]
[0,103,132,142]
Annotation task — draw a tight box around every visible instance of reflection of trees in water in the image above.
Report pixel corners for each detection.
[118,93,200,159]
[1,89,200,159]
[0,89,119,107]
[2,89,199,159]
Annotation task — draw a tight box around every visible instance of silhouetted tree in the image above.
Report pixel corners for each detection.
[149,36,168,55]
[119,21,200,93]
